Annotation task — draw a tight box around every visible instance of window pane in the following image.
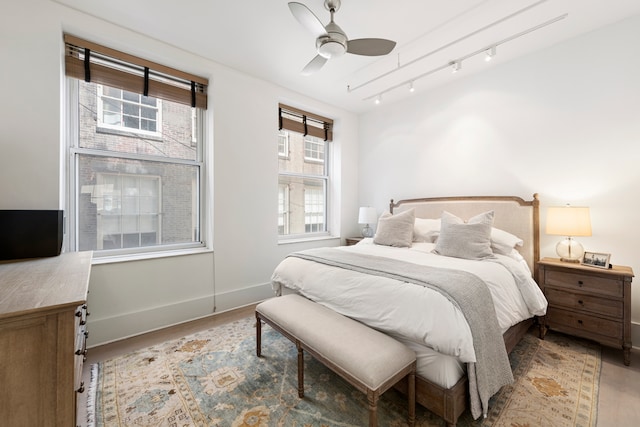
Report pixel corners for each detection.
[277,175,326,235]
[103,86,121,98]
[80,82,201,159]
[123,90,139,102]
[278,131,326,175]
[123,102,139,116]
[77,154,199,251]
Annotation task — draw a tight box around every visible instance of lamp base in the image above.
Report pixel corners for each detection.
[361,224,373,238]
[556,237,584,263]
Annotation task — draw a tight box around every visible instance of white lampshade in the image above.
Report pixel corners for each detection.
[358,207,377,238]
[358,207,378,225]
[546,206,592,262]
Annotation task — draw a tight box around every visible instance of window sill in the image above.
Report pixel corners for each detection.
[90,245,212,265]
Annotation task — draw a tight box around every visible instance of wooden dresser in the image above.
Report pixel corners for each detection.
[0,251,92,426]
[537,257,633,365]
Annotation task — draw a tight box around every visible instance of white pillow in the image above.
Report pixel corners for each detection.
[373,209,415,248]
[413,218,441,243]
[491,227,524,255]
[433,210,496,260]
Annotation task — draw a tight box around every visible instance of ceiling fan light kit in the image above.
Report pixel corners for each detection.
[289,1,396,75]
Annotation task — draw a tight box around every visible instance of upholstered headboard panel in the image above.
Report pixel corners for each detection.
[390,195,540,275]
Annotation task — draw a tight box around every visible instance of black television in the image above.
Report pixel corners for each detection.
[0,210,64,260]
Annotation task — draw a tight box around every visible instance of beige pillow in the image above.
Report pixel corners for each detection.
[433,210,495,260]
[413,217,441,243]
[373,209,415,247]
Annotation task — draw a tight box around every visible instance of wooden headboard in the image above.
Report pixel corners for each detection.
[390,194,540,275]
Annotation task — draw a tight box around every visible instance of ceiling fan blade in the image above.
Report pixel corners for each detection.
[301,55,328,76]
[347,38,396,56]
[288,2,327,38]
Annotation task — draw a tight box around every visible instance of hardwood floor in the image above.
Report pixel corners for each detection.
[77,308,640,426]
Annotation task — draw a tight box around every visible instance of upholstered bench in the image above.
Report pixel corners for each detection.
[255,294,416,427]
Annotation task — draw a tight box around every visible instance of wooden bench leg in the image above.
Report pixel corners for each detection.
[367,390,379,427]
[255,313,262,357]
[296,341,304,398]
[408,367,416,427]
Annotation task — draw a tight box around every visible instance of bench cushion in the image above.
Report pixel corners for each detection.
[256,294,415,391]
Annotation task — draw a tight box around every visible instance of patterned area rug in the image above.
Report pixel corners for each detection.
[88,317,601,426]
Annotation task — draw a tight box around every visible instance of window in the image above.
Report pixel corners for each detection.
[304,136,324,162]
[278,130,289,158]
[277,104,333,238]
[65,35,208,257]
[97,85,162,136]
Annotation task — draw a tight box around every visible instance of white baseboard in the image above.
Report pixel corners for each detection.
[87,282,275,347]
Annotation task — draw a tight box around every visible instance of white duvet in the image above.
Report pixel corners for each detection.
[271,239,547,365]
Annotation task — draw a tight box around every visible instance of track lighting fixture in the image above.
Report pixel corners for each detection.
[485,46,496,62]
[356,12,567,105]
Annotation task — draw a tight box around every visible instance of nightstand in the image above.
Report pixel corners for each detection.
[538,257,634,365]
[345,236,364,246]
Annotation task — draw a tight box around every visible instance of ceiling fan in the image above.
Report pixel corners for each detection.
[288,0,396,75]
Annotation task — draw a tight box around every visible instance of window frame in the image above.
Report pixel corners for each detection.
[277,126,331,241]
[66,79,208,260]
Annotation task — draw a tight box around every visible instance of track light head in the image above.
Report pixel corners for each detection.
[450,60,461,73]
[485,46,496,62]
[409,81,415,93]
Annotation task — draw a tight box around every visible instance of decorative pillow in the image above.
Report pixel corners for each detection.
[433,210,495,260]
[413,218,441,243]
[373,209,415,248]
[491,227,524,255]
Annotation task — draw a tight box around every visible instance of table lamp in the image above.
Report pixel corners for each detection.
[358,207,378,238]
[545,205,592,262]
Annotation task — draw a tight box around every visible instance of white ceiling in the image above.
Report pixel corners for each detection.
[56,0,640,113]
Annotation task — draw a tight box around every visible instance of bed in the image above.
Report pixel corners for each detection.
[270,194,547,426]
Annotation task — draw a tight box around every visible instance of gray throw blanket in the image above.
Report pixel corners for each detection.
[289,247,513,419]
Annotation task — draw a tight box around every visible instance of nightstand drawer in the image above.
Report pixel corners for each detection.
[545,269,622,298]
[546,307,623,340]
[545,288,624,318]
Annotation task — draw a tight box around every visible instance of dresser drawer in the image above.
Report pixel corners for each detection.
[546,307,623,340]
[545,288,623,318]
[544,269,622,298]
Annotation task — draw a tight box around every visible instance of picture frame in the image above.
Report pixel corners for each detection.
[581,251,611,269]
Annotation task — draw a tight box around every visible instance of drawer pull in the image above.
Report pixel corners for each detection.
[75,349,88,356]
[577,300,584,305]
[77,381,85,394]
[75,311,82,317]
[577,319,583,325]
[577,280,584,287]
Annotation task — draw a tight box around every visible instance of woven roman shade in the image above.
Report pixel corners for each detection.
[279,103,333,141]
[64,34,208,109]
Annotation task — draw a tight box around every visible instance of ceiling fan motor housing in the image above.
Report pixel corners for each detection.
[316,21,347,58]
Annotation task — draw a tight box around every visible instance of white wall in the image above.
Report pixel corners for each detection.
[0,0,360,345]
[359,15,640,340]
